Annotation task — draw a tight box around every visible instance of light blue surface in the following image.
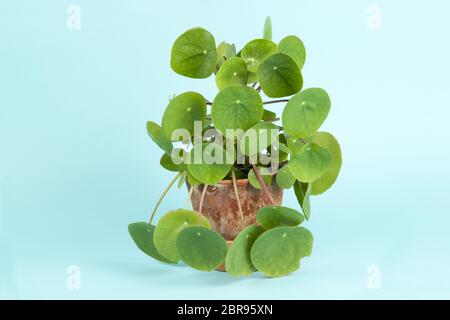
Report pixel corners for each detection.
[1,0,450,299]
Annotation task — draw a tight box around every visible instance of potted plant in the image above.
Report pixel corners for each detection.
[128,17,342,277]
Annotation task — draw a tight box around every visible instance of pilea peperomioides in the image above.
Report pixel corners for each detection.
[128,17,342,278]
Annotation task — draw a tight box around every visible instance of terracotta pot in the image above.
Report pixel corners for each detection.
[189,178,283,240]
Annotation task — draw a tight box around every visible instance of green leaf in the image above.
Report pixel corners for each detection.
[262,109,277,122]
[258,53,303,98]
[146,121,173,154]
[275,165,296,189]
[293,181,312,220]
[187,171,202,186]
[263,17,272,40]
[286,136,306,156]
[162,91,207,141]
[248,167,272,190]
[309,132,342,195]
[153,209,211,262]
[282,88,331,138]
[211,86,263,135]
[239,122,279,156]
[225,225,264,276]
[170,27,217,78]
[215,57,248,90]
[250,226,313,277]
[288,143,331,183]
[128,222,175,263]
[247,71,258,84]
[177,171,187,188]
[278,35,306,70]
[241,39,277,73]
[216,41,236,71]
[160,150,186,172]
[176,226,228,271]
[186,143,234,185]
[256,206,304,229]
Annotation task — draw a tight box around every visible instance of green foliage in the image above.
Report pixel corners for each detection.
[171,27,217,78]
[256,206,304,229]
[294,181,312,220]
[258,53,303,98]
[215,57,248,90]
[176,226,228,271]
[250,226,313,277]
[278,35,306,70]
[225,225,264,276]
[239,122,279,156]
[162,91,206,141]
[146,121,173,154]
[282,88,331,138]
[211,86,263,134]
[275,165,296,189]
[153,209,210,262]
[186,143,234,185]
[241,39,277,73]
[263,17,272,40]
[288,143,332,183]
[128,222,174,263]
[309,132,342,195]
[130,18,343,278]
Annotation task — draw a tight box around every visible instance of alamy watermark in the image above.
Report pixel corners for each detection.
[366,265,381,290]
[66,265,81,290]
[169,121,281,173]
[367,5,382,30]
[66,5,81,30]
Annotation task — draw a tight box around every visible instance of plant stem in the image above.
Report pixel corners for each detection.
[185,185,194,209]
[231,168,244,226]
[263,99,289,105]
[198,184,208,216]
[251,163,275,206]
[149,172,182,224]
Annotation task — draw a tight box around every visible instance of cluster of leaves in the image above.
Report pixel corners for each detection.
[129,18,342,278]
[130,205,311,277]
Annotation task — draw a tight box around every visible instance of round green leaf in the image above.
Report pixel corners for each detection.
[282,88,331,138]
[176,226,228,271]
[278,35,306,70]
[256,206,304,229]
[286,136,306,156]
[211,86,263,135]
[146,121,173,154]
[225,225,264,276]
[239,122,279,156]
[128,222,174,263]
[241,39,277,73]
[153,209,211,262]
[288,143,332,183]
[258,53,303,98]
[216,41,236,71]
[248,167,272,190]
[215,57,248,90]
[170,27,217,78]
[162,92,207,141]
[310,132,342,195]
[250,226,313,277]
[160,150,186,172]
[275,165,296,189]
[186,143,233,185]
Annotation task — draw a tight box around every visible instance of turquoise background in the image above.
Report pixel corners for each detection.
[1,0,450,299]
